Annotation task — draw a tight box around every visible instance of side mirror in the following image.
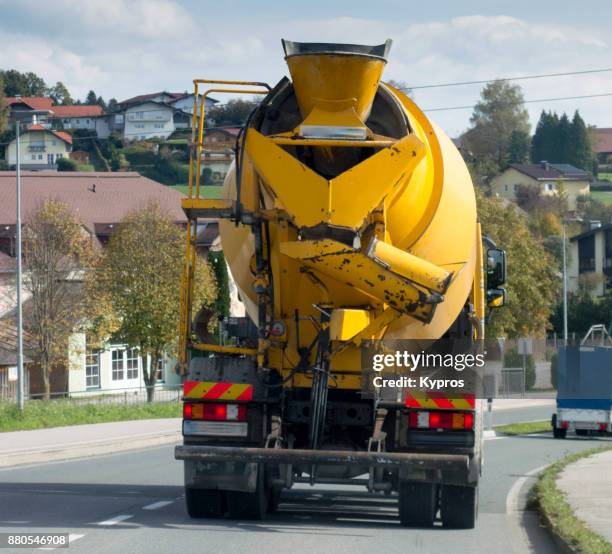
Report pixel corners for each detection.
[487,248,506,289]
[487,287,506,308]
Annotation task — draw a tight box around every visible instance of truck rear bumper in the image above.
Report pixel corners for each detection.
[175,444,469,471]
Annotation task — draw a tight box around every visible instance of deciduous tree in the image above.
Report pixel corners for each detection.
[97,203,217,401]
[477,190,560,338]
[23,200,96,399]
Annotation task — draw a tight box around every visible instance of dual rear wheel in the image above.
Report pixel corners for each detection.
[398,481,478,529]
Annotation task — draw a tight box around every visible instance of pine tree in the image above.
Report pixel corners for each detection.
[85,90,97,105]
[569,111,594,171]
[531,111,557,163]
[508,130,530,164]
[556,113,572,164]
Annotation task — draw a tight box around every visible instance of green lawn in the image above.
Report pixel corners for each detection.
[598,172,612,181]
[0,400,181,432]
[494,420,550,435]
[591,191,612,205]
[170,185,223,198]
[536,446,612,554]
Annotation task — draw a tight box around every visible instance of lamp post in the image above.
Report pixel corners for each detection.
[562,216,583,346]
[15,116,24,412]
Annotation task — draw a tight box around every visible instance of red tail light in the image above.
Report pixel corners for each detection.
[408,410,474,430]
[599,423,607,432]
[561,420,569,429]
[183,402,246,421]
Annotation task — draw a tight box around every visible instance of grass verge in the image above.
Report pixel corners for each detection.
[494,420,550,435]
[0,400,181,433]
[536,446,612,554]
[592,191,612,205]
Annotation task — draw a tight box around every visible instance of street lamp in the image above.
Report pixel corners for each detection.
[15,109,25,412]
[562,215,583,346]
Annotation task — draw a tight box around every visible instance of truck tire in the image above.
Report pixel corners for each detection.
[398,481,438,527]
[552,414,567,439]
[227,465,268,520]
[440,485,478,529]
[185,488,226,518]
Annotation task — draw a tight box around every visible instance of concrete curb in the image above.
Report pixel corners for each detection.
[0,431,182,469]
[537,500,577,554]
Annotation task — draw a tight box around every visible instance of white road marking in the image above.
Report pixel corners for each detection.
[505,464,549,513]
[142,500,173,510]
[96,514,133,526]
[38,534,84,551]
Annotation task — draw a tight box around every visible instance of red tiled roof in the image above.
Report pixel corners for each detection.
[5,96,53,110]
[0,172,186,233]
[51,105,104,118]
[26,125,73,145]
[593,128,612,154]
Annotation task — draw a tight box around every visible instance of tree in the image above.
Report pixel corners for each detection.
[556,113,572,164]
[57,157,78,171]
[0,74,7,133]
[97,203,217,401]
[23,200,95,399]
[1,69,47,96]
[568,111,594,171]
[208,250,230,319]
[477,190,560,338]
[49,81,73,105]
[96,96,106,110]
[531,110,556,163]
[507,130,530,164]
[462,80,530,173]
[208,99,258,126]
[85,90,98,105]
[107,98,119,113]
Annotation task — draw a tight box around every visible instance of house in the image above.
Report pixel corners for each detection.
[117,91,218,140]
[5,124,72,170]
[168,93,218,118]
[202,127,240,184]
[49,104,112,139]
[592,128,612,171]
[70,150,90,165]
[491,162,592,210]
[4,96,54,125]
[0,171,188,398]
[568,223,612,298]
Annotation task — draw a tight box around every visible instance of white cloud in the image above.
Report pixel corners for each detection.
[0,7,610,135]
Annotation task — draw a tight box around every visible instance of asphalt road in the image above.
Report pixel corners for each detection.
[0,409,608,554]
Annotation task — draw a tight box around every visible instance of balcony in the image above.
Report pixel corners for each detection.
[28,144,46,153]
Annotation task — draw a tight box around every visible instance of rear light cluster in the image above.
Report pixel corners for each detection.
[600,423,608,432]
[560,420,569,429]
[408,410,474,430]
[183,402,247,422]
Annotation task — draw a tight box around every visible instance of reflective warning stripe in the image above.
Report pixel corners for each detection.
[183,381,253,401]
[405,391,475,410]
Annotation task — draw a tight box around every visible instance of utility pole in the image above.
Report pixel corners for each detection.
[15,117,24,412]
[562,222,568,346]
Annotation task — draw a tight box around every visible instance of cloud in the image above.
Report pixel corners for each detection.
[0,6,610,135]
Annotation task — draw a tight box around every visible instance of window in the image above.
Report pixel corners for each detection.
[154,123,164,129]
[126,348,139,380]
[75,119,80,124]
[544,182,556,192]
[513,184,519,192]
[156,357,165,383]
[85,350,100,388]
[86,119,90,124]
[31,154,36,160]
[504,184,508,192]
[47,153,54,164]
[37,154,42,160]
[135,111,144,119]
[134,123,144,129]
[112,349,124,380]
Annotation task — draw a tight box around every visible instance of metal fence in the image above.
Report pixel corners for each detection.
[500,368,526,397]
[1,384,182,406]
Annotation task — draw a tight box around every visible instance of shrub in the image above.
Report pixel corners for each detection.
[57,157,78,171]
[123,144,156,166]
[504,348,536,390]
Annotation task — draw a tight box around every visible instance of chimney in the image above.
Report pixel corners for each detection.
[540,160,550,171]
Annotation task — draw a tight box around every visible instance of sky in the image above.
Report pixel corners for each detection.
[0,0,611,137]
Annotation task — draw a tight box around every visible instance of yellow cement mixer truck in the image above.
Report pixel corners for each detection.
[175,39,506,528]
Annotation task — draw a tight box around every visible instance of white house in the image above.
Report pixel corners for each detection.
[123,101,177,141]
[5,124,72,170]
[568,223,612,298]
[49,105,113,139]
[169,93,218,119]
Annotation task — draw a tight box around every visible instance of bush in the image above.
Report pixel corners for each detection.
[504,348,536,390]
[550,352,559,390]
[57,157,78,171]
[123,144,156,166]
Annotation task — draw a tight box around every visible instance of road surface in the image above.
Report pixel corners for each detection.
[0,409,607,553]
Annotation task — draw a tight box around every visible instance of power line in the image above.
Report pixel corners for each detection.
[402,68,612,91]
[424,92,612,112]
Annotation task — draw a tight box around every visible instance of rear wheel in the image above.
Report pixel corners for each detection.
[398,481,438,527]
[552,415,567,439]
[440,484,478,529]
[185,488,226,518]
[227,464,268,520]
